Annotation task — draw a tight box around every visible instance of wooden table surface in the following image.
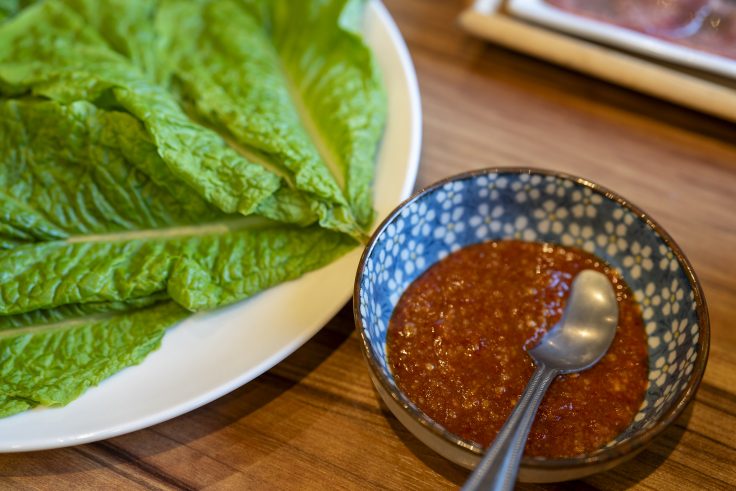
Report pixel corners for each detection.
[3,1,735,489]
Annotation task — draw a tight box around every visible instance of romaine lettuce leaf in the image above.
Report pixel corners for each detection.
[0,99,222,239]
[0,0,16,22]
[164,2,349,209]
[0,99,356,316]
[0,222,355,315]
[0,301,189,417]
[0,294,170,330]
[267,0,387,229]
[0,0,283,217]
[166,0,385,232]
[0,0,385,238]
[53,0,164,84]
[0,192,67,250]
[0,397,32,418]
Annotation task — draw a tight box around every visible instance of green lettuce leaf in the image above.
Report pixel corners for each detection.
[0,0,283,217]
[163,1,350,224]
[266,0,387,229]
[0,0,385,238]
[0,0,29,22]
[166,0,385,233]
[43,0,164,84]
[0,99,356,316]
[0,397,32,417]
[0,1,15,22]
[0,98,222,241]
[0,301,188,417]
[0,294,170,330]
[0,192,67,250]
[0,222,356,315]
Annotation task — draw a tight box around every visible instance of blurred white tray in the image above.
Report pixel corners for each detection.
[509,0,736,79]
[460,0,736,123]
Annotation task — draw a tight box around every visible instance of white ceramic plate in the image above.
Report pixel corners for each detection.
[509,0,736,79]
[0,0,421,452]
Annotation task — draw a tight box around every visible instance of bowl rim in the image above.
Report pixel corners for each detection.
[353,166,710,470]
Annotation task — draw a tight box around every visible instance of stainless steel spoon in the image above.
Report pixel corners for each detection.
[462,269,619,491]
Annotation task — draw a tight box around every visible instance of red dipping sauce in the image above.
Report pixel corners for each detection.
[387,240,648,458]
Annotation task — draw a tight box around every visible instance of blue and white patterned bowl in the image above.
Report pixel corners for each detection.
[353,168,709,483]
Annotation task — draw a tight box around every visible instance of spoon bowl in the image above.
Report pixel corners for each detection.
[462,269,619,491]
[530,270,619,373]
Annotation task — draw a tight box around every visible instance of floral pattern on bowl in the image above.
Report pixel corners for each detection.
[355,168,709,471]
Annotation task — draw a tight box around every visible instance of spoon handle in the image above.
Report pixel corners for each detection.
[462,364,559,491]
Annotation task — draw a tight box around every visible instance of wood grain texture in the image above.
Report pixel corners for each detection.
[2,1,735,489]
